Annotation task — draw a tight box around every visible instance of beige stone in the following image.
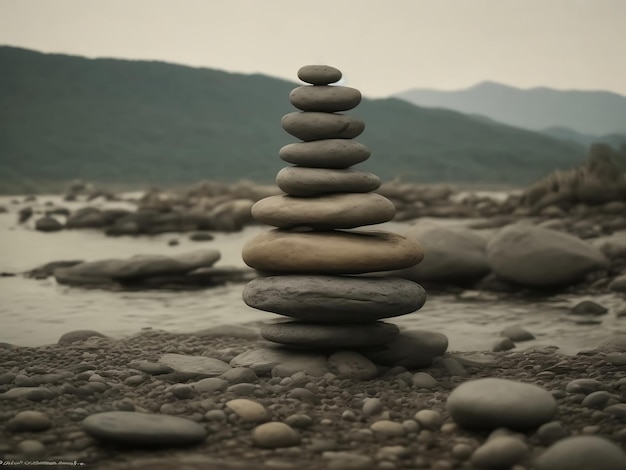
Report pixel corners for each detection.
[282,112,364,141]
[289,85,361,112]
[251,193,395,229]
[276,167,380,196]
[242,229,424,274]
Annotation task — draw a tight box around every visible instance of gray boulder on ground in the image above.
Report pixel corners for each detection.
[486,224,609,287]
[389,224,491,284]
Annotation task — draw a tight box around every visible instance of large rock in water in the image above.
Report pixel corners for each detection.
[486,224,609,287]
[54,250,221,287]
[389,224,491,284]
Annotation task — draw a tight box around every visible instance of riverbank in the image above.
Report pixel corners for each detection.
[0,328,624,469]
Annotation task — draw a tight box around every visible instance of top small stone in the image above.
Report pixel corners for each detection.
[298,65,342,85]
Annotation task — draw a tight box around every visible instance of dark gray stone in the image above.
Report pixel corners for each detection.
[282,112,365,141]
[261,321,399,349]
[359,330,448,369]
[279,140,370,169]
[276,167,380,197]
[289,85,361,112]
[82,411,206,446]
[243,275,426,322]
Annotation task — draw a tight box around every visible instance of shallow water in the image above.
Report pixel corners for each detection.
[1,195,624,353]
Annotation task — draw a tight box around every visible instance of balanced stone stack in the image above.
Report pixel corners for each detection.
[242,65,427,350]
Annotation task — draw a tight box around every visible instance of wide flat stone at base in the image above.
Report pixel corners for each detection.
[82,411,206,446]
[243,275,426,322]
[251,193,395,229]
[279,140,370,168]
[242,229,424,274]
[276,167,381,196]
[282,112,365,141]
[260,321,400,348]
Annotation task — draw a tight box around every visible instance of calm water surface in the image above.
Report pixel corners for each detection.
[1,195,624,354]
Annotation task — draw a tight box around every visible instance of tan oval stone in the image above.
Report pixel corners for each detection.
[279,140,370,168]
[276,167,380,196]
[252,193,395,229]
[282,112,364,141]
[242,229,424,274]
[297,65,342,85]
[289,85,361,112]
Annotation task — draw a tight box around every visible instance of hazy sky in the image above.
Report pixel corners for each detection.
[1,0,624,98]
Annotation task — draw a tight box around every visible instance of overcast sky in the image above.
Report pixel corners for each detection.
[1,0,624,98]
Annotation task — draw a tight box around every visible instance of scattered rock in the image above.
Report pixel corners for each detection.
[534,435,626,470]
[251,422,300,449]
[447,378,557,430]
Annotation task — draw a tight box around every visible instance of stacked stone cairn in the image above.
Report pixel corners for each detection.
[242,65,428,351]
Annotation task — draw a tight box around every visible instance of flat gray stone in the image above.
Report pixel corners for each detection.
[359,330,448,369]
[290,85,361,112]
[447,378,557,430]
[534,435,626,470]
[261,321,399,349]
[282,112,365,141]
[82,411,206,446]
[243,275,426,322]
[276,167,380,197]
[279,139,370,168]
[158,354,231,377]
[252,192,395,230]
[297,65,342,85]
[229,347,326,376]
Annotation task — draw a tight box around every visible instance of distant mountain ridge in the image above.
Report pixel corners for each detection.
[0,46,586,193]
[395,81,626,136]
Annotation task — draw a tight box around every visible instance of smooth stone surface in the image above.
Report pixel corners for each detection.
[260,321,399,349]
[230,347,327,376]
[500,326,535,342]
[7,410,53,431]
[225,399,270,422]
[82,411,206,446]
[389,224,490,284]
[242,229,424,274]
[282,112,365,141]
[290,85,361,112]
[359,330,448,369]
[243,275,427,322]
[534,435,626,470]
[158,354,231,377]
[252,422,300,448]
[279,140,370,168]
[276,167,380,196]
[447,378,557,430]
[486,225,609,287]
[298,65,342,85]
[251,193,395,229]
[470,436,528,469]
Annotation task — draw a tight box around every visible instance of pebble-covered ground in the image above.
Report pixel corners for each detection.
[1,328,625,470]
